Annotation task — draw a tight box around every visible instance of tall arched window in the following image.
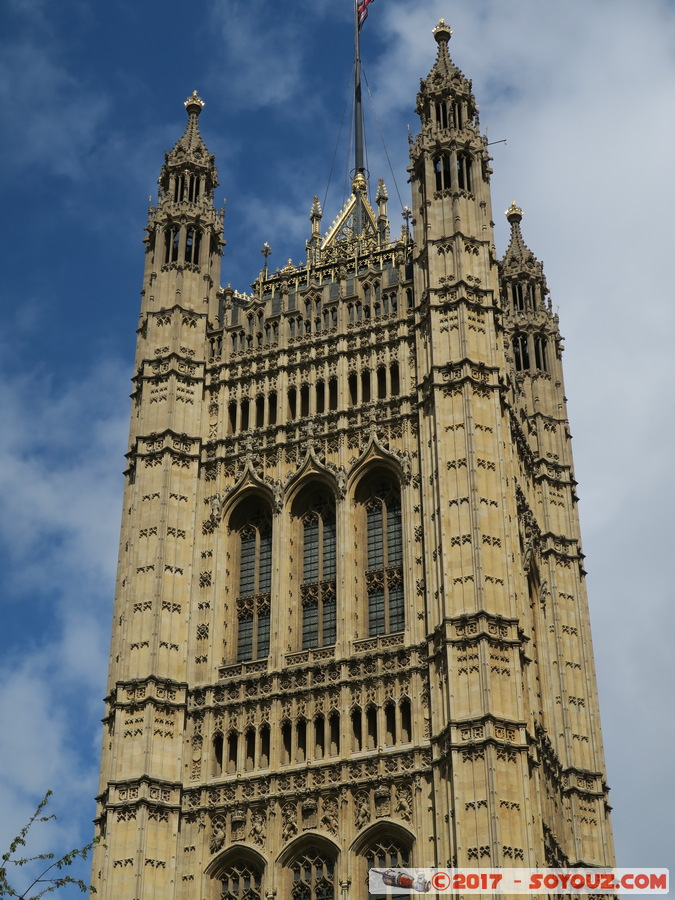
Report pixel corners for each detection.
[365,838,411,900]
[358,476,404,636]
[290,851,335,900]
[296,491,337,649]
[221,864,263,900]
[232,503,272,662]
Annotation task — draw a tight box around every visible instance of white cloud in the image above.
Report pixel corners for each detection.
[0,346,127,875]
[206,0,309,110]
[0,358,127,596]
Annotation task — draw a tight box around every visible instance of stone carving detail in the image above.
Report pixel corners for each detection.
[273,480,284,513]
[210,815,226,854]
[336,466,347,499]
[400,450,412,485]
[282,802,298,842]
[354,792,370,830]
[210,493,223,524]
[320,796,339,836]
[249,810,266,846]
[395,783,413,822]
[374,785,391,818]
[302,798,318,830]
[231,808,247,842]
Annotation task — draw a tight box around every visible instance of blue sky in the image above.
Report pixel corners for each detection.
[1,0,674,894]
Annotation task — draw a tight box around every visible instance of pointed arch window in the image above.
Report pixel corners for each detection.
[360,478,404,636]
[299,493,337,649]
[365,839,411,900]
[291,851,335,900]
[221,864,263,900]
[233,504,272,662]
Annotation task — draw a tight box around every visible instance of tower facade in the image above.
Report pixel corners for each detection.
[93,23,614,900]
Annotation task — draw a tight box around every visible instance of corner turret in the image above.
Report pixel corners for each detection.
[500,202,557,376]
[415,19,480,133]
[158,91,218,205]
[408,21,497,328]
[143,93,224,318]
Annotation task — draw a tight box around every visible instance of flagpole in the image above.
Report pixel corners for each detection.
[354,0,365,178]
[353,0,366,237]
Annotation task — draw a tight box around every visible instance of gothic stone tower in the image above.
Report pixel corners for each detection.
[92,22,614,900]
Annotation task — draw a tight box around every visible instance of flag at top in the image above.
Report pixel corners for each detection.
[358,0,375,30]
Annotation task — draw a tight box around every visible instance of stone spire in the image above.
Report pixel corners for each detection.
[408,21,494,298]
[503,200,542,275]
[306,196,323,261]
[501,201,548,296]
[158,92,219,206]
[427,19,456,82]
[168,91,211,162]
[500,201,557,385]
[376,178,389,243]
[415,18,479,129]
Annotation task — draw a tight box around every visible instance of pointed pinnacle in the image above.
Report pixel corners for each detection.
[310,196,323,220]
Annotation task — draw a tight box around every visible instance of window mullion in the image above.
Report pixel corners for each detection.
[254,528,260,595]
